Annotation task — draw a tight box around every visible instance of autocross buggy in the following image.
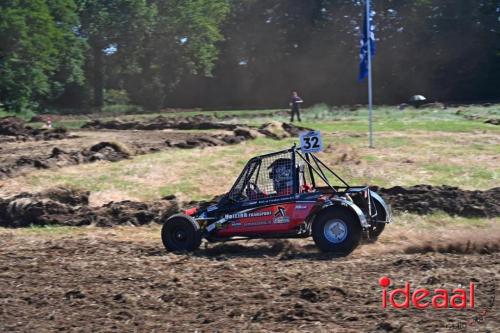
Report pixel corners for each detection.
[161,145,392,255]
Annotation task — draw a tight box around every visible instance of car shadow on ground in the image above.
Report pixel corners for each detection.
[189,242,350,261]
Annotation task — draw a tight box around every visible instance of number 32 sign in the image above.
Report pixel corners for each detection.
[300,130,323,153]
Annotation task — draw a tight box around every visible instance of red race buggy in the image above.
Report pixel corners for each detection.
[161,145,392,255]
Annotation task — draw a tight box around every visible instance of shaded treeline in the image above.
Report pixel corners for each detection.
[170,0,500,108]
[1,0,498,113]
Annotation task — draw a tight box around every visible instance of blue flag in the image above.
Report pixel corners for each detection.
[358,3,376,81]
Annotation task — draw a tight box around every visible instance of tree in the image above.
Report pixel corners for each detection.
[77,0,152,109]
[168,0,500,107]
[124,0,230,109]
[0,0,85,112]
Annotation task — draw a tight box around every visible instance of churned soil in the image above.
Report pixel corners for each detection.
[0,129,247,179]
[375,185,500,218]
[82,114,239,131]
[0,184,498,228]
[0,119,306,179]
[80,114,307,134]
[0,227,498,332]
[0,117,72,142]
[0,187,180,228]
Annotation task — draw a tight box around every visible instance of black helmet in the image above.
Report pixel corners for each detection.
[268,158,293,191]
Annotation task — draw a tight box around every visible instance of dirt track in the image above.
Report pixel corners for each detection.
[0,128,251,179]
[0,227,498,332]
[0,114,498,332]
[0,116,306,179]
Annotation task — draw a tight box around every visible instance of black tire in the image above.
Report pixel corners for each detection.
[368,200,387,240]
[312,208,362,255]
[161,214,202,252]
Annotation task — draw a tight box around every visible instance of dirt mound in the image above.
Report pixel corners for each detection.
[83,116,308,140]
[374,185,500,217]
[234,126,264,139]
[258,121,310,139]
[0,116,71,141]
[38,186,90,206]
[0,142,131,179]
[165,133,246,149]
[82,115,239,131]
[485,118,499,125]
[163,123,305,149]
[0,187,89,227]
[87,141,131,162]
[0,187,179,228]
[89,199,179,227]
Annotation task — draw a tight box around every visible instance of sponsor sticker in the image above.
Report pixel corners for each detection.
[273,207,290,224]
[245,220,271,227]
[273,216,290,224]
[224,211,272,220]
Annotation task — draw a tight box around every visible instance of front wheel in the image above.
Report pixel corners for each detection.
[312,209,361,255]
[161,214,202,252]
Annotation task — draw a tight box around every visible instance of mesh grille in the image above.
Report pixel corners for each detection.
[229,150,302,202]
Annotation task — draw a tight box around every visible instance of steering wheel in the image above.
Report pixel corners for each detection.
[246,181,264,199]
[248,182,259,191]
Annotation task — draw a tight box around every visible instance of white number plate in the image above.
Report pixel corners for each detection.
[300,130,323,153]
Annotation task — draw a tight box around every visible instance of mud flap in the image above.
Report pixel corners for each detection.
[323,198,370,229]
[369,191,393,223]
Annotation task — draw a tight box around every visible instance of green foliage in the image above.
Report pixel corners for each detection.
[101,104,143,114]
[0,0,85,113]
[77,0,153,108]
[0,104,36,120]
[125,0,230,109]
[104,89,130,105]
[76,0,229,110]
[0,0,497,113]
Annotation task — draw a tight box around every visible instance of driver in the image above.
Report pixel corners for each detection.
[245,158,294,199]
[268,158,294,196]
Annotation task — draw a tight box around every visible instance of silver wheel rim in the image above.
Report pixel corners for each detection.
[324,219,348,243]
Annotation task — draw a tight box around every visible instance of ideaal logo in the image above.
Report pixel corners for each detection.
[379,276,496,330]
[379,276,475,309]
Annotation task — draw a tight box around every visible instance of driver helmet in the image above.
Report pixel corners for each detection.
[268,158,293,192]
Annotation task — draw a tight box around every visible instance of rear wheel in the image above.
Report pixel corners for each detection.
[312,208,361,255]
[161,214,202,252]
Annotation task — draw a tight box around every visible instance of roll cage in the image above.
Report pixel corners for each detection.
[224,145,356,203]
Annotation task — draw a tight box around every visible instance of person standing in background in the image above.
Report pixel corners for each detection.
[289,91,303,122]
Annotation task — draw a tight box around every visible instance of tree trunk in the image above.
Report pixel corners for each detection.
[93,44,104,109]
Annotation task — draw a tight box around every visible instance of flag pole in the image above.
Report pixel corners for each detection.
[366,0,374,148]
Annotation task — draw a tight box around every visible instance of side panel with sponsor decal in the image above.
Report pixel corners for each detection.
[214,203,316,237]
[292,201,317,220]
